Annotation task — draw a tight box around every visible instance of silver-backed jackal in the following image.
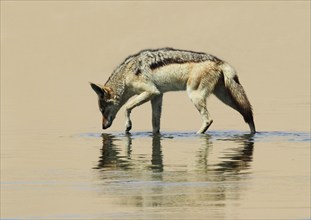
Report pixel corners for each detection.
[90,48,256,134]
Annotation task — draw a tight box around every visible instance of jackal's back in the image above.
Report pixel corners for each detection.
[105,48,224,95]
[124,47,222,75]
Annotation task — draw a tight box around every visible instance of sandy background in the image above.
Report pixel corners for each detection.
[1,1,310,133]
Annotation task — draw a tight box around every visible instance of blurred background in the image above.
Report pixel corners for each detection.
[1,1,310,133]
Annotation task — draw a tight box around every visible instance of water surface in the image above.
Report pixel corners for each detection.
[2,130,310,219]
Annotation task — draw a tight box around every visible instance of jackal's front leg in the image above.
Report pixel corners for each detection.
[151,94,163,134]
[124,89,160,133]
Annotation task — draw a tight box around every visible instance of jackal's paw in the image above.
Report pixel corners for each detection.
[197,120,213,134]
[125,120,132,133]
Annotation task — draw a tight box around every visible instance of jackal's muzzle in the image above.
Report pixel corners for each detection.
[102,116,112,129]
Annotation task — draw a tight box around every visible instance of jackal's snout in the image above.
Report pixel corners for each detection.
[102,116,112,129]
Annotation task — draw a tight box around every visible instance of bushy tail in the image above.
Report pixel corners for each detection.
[214,62,256,133]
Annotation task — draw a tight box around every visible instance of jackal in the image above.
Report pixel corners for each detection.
[90,48,256,134]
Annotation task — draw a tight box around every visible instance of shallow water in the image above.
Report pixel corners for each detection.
[2,130,310,219]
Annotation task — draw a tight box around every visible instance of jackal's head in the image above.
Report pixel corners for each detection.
[90,83,120,130]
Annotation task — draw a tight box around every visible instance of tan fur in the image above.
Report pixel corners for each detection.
[90,48,256,134]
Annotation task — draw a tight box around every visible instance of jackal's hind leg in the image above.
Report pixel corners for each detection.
[124,86,161,133]
[188,90,213,134]
[151,94,163,134]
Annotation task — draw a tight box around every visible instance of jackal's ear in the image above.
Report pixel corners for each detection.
[90,83,106,98]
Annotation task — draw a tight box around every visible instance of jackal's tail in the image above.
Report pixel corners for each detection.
[214,62,256,133]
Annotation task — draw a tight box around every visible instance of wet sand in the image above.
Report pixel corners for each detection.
[1,1,310,219]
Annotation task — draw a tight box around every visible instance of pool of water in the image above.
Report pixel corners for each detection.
[1,130,310,219]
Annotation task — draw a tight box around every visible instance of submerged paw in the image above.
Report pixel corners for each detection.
[125,121,132,132]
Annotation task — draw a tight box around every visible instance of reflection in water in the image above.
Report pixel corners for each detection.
[197,134,254,175]
[95,134,129,170]
[94,132,255,214]
[150,134,163,172]
[216,134,254,174]
[96,132,254,174]
[95,133,164,172]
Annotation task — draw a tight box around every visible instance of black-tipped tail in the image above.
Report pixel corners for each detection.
[214,63,256,134]
[226,77,256,133]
